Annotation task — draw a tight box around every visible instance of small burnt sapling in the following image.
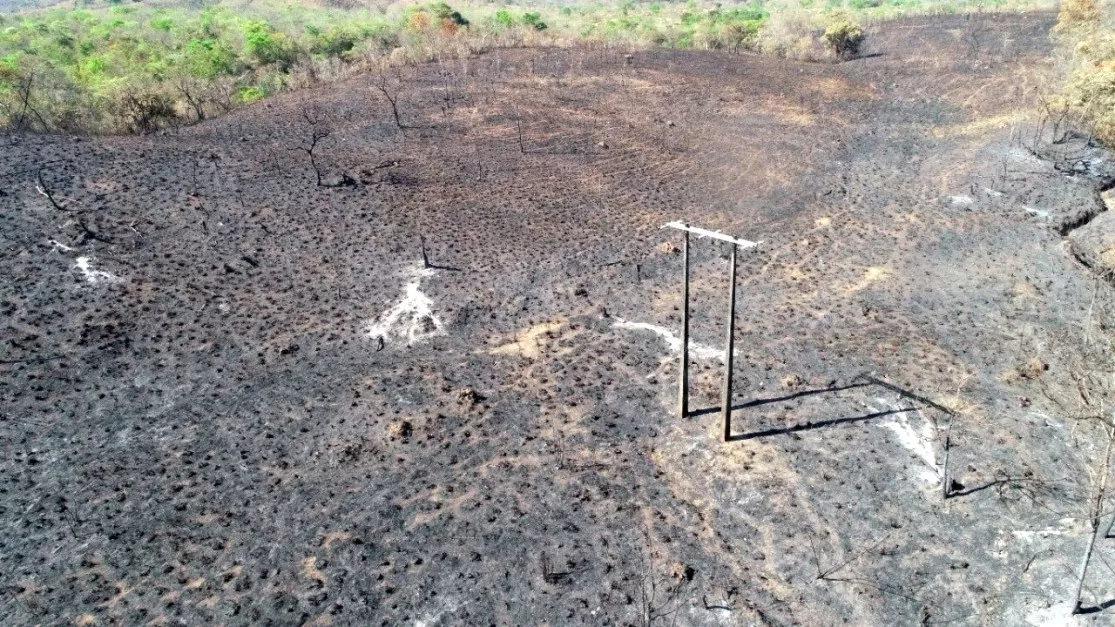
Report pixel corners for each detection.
[375,70,404,129]
[291,108,354,187]
[292,109,331,187]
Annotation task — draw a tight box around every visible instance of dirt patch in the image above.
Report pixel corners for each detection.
[488,319,567,359]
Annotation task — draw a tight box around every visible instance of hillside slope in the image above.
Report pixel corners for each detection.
[3,12,1115,625]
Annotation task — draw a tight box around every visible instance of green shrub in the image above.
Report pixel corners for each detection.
[236,85,265,104]
[184,37,237,78]
[522,12,547,31]
[722,21,762,50]
[310,26,358,57]
[494,9,515,27]
[80,55,105,76]
[427,2,469,27]
[243,20,298,68]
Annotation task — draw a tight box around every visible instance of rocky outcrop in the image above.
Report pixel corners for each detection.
[1068,189,1115,279]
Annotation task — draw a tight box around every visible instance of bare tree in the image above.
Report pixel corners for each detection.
[941,410,957,500]
[6,72,48,132]
[293,110,331,187]
[438,64,454,114]
[375,71,404,129]
[176,78,206,122]
[1072,421,1113,614]
[964,12,988,61]
[1031,94,1076,150]
[631,525,691,626]
[513,104,526,154]
[638,568,685,627]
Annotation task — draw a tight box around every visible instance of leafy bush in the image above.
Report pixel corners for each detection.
[522,12,547,31]
[722,22,762,50]
[236,85,265,104]
[311,27,359,57]
[151,16,174,32]
[428,2,469,27]
[494,9,515,27]
[492,7,546,32]
[404,3,468,36]
[243,20,299,68]
[184,38,238,78]
[821,12,865,59]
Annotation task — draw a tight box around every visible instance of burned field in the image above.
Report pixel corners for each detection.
[4,12,1115,626]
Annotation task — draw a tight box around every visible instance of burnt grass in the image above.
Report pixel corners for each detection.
[3,12,1115,626]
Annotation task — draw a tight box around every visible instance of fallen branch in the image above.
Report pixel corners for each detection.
[77,220,114,245]
[817,531,893,581]
[35,169,76,212]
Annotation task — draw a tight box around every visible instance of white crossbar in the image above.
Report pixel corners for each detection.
[662,221,760,248]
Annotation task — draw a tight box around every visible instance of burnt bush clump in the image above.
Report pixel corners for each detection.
[822,13,865,60]
[117,93,178,135]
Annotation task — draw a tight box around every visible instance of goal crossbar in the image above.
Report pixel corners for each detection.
[662,221,760,249]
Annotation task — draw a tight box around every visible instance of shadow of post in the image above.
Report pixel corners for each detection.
[1075,598,1115,615]
[852,373,957,416]
[688,382,870,418]
[692,373,954,443]
[687,373,957,444]
[726,407,915,441]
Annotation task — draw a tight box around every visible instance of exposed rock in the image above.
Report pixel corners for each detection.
[1068,209,1115,279]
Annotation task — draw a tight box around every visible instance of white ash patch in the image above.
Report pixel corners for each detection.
[949,195,974,206]
[366,266,444,347]
[73,256,123,285]
[1024,601,1085,627]
[412,595,465,627]
[877,402,940,484]
[1011,518,1079,542]
[1008,519,1089,627]
[1024,206,1052,220]
[613,318,727,362]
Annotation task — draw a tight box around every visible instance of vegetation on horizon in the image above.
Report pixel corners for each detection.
[0,0,1052,134]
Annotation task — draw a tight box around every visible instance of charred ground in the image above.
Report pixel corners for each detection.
[3,12,1115,626]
